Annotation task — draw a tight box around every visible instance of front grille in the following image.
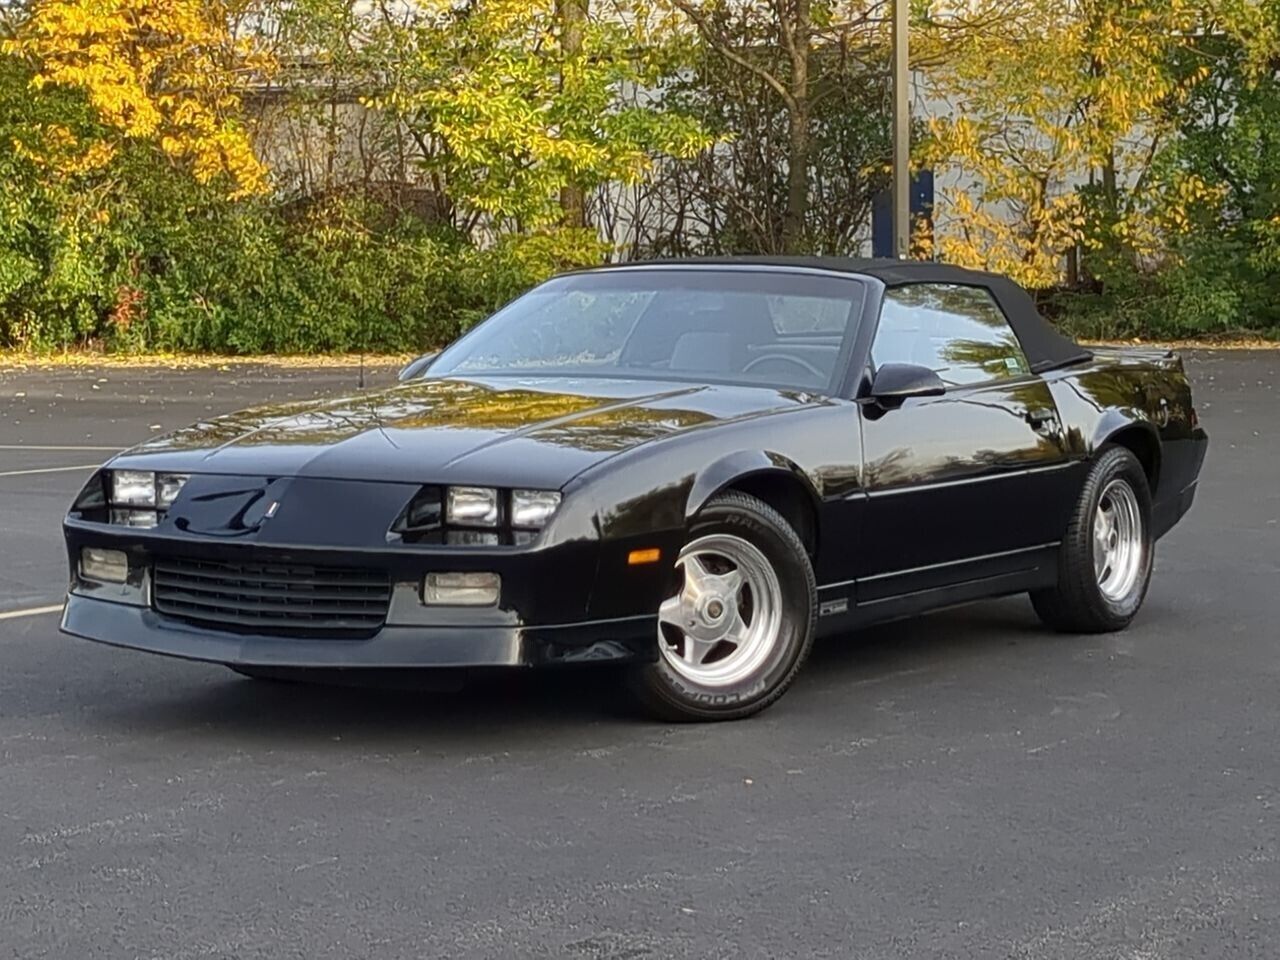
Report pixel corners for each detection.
[152,557,392,636]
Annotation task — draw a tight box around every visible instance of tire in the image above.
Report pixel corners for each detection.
[1031,446,1154,633]
[626,491,816,722]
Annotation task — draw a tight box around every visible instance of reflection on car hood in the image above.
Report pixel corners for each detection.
[112,376,824,488]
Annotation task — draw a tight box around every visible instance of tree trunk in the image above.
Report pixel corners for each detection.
[1101,150,1118,216]
[783,104,810,252]
[558,0,589,229]
[781,0,811,253]
[1091,38,1119,219]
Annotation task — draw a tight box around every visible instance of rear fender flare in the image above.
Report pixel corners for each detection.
[1088,409,1158,456]
[1092,413,1163,492]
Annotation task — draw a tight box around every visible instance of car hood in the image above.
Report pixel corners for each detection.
[111,376,823,488]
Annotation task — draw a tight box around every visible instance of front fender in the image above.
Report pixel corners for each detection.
[685,451,821,521]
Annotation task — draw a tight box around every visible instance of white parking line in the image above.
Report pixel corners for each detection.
[0,444,120,451]
[0,604,63,622]
[0,464,101,478]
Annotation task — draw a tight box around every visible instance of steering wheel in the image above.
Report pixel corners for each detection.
[742,353,826,381]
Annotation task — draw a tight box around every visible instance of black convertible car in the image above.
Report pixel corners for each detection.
[62,259,1207,720]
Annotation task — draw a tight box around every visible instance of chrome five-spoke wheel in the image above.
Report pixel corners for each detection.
[1032,446,1154,634]
[657,534,783,687]
[628,491,815,721]
[1093,478,1145,602]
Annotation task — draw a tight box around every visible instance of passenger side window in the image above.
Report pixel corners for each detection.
[872,284,1032,387]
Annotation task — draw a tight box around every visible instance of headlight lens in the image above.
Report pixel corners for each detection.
[446,486,499,527]
[111,470,156,506]
[156,473,190,508]
[511,490,562,528]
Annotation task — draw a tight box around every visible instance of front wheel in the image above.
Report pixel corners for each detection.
[626,491,816,722]
[1032,446,1154,633]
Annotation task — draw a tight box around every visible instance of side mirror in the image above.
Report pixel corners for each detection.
[398,352,439,382]
[870,362,946,403]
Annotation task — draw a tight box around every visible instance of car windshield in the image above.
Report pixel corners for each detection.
[429,268,867,393]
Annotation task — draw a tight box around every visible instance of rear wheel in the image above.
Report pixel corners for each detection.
[1032,446,1154,633]
[627,491,816,722]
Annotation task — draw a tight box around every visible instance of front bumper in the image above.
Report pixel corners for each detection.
[61,497,680,669]
[61,593,657,668]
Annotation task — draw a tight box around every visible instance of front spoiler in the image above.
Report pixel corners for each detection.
[61,594,657,669]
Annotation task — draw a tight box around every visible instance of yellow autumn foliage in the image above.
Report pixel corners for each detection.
[917,0,1215,287]
[5,0,270,196]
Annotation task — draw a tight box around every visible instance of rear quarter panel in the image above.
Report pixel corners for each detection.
[1044,349,1207,532]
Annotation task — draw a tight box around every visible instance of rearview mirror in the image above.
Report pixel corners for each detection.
[870,363,946,402]
[398,352,439,382]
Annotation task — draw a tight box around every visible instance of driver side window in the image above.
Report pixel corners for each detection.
[873,284,1032,387]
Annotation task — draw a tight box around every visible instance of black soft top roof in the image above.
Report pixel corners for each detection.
[603,256,1092,374]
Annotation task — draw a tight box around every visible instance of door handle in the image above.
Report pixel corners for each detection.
[1025,408,1057,432]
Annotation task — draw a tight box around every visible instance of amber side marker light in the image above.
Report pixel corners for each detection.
[628,548,661,566]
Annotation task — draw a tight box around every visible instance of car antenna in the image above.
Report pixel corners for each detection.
[358,304,368,390]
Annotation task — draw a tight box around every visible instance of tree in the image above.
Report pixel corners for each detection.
[5,0,271,196]
[915,0,1214,289]
[362,0,709,233]
[1172,1,1280,261]
[627,1,893,256]
[1087,0,1280,335]
[664,0,890,253]
[557,0,590,227]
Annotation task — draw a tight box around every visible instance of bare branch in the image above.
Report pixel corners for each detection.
[666,0,796,108]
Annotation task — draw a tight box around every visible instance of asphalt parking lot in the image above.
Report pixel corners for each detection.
[1,353,1277,959]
